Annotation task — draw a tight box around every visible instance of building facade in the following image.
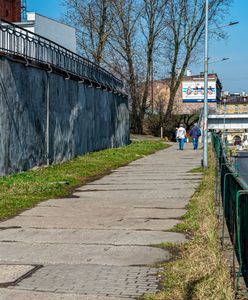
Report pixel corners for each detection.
[16,12,77,53]
[220,93,248,114]
[0,0,21,22]
[214,93,248,145]
[148,73,222,115]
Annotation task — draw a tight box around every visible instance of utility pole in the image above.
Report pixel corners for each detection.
[203,0,209,168]
[202,18,238,168]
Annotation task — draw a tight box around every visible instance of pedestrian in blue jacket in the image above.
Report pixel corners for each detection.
[190,123,201,150]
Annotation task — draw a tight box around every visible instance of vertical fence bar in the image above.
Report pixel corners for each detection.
[46,73,50,166]
[235,191,248,290]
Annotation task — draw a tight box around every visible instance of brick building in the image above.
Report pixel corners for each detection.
[0,0,21,22]
[220,93,248,114]
[148,73,222,115]
[218,93,248,145]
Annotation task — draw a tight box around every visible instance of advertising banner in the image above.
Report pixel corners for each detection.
[182,81,216,102]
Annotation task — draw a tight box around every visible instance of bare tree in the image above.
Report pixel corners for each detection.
[163,0,232,124]
[106,0,168,133]
[105,0,139,131]
[63,0,112,64]
[63,0,231,134]
[177,114,199,132]
[64,0,168,133]
[138,0,169,132]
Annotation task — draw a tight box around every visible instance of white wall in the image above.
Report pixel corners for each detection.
[26,13,76,53]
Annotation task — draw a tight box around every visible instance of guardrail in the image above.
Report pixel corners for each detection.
[0,19,124,92]
[212,133,248,291]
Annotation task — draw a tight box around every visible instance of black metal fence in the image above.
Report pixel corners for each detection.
[212,133,248,291]
[0,19,123,92]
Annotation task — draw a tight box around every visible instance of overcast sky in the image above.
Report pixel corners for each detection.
[27,0,247,93]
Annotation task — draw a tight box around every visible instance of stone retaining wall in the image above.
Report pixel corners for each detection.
[0,57,130,175]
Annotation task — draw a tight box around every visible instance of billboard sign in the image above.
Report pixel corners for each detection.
[182,81,217,102]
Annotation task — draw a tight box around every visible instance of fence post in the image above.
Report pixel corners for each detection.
[235,190,248,291]
[46,73,50,166]
[221,172,238,248]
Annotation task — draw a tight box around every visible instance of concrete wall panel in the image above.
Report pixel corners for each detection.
[0,57,130,175]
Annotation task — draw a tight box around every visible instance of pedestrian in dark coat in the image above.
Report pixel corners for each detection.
[190,123,201,150]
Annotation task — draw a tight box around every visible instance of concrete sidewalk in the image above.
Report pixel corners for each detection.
[0,143,202,300]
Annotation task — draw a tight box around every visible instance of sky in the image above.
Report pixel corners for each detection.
[26,0,65,20]
[26,0,247,93]
[191,0,248,93]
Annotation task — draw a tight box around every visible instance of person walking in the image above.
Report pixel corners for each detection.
[190,123,201,150]
[176,124,186,150]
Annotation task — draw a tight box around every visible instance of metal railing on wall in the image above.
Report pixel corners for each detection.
[212,133,248,293]
[0,19,125,94]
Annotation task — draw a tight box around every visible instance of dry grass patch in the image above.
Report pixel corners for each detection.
[144,150,234,300]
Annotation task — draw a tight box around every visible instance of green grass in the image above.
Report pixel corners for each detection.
[188,166,204,173]
[0,141,168,220]
[152,242,176,249]
[170,184,202,234]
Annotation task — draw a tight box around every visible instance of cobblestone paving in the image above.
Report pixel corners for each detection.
[13,265,159,298]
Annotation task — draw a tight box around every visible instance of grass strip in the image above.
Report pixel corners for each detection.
[0,140,168,220]
[188,166,204,174]
[144,149,234,300]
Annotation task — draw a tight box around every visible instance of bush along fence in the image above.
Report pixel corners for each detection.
[212,132,248,295]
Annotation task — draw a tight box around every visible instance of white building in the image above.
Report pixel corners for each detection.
[16,12,76,53]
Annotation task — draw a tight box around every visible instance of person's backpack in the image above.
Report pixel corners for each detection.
[197,127,201,137]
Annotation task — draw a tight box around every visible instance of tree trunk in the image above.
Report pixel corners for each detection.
[164,52,191,125]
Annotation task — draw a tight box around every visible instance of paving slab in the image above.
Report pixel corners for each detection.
[0,243,170,266]
[0,265,35,285]
[0,216,181,230]
[18,207,186,219]
[34,197,190,208]
[0,229,185,245]
[72,189,195,199]
[0,289,123,300]
[0,143,202,299]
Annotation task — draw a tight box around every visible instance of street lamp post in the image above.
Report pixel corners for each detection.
[223,98,227,144]
[202,3,238,168]
[203,0,209,168]
[208,57,230,64]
